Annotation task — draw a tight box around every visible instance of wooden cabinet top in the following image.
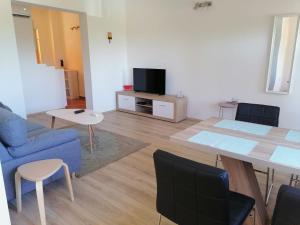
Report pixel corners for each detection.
[116,91,186,103]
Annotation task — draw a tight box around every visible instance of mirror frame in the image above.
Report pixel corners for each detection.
[266,14,300,95]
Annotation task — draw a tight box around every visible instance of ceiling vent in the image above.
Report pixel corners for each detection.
[194,1,212,10]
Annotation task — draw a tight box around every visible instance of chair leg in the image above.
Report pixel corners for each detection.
[265,169,274,206]
[63,163,74,201]
[296,175,299,186]
[15,172,22,213]
[264,168,269,203]
[215,155,219,168]
[290,174,294,186]
[289,174,299,187]
[253,207,256,225]
[248,207,256,225]
[263,168,275,206]
[36,181,46,225]
[157,214,162,225]
[71,172,76,179]
[88,125,94,153]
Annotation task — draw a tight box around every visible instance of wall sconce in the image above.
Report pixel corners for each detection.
[107,32,112,44]
[194,1,212,10]
[70,25,80,31]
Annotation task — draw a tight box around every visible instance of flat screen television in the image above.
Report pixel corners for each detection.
[133,68,166,95]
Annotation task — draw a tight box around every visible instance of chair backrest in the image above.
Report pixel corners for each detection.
[153,150,230,225]
[272,185,300,225]
[235,103,280,127]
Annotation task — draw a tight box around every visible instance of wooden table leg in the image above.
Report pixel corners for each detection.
[62,163,74,201]
[91,126,95,137]
[88,125,94,153]
[36,181,46,225]
[157,214,162,225]
[51,116,56,129]
[220,156,269,225]
[15,172,22,213]
[218,107,222,118]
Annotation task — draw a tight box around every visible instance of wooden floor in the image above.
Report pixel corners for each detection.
[9,111,293,225]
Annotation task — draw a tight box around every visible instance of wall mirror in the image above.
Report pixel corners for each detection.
[266,15,300,94]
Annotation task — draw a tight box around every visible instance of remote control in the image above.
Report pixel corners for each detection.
[74,109,85,114]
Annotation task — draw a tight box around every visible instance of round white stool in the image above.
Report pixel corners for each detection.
[15,159,74,225]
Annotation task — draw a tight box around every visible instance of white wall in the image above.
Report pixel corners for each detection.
[86,0,127,112]
[50,10,65,68]
[0,166,11,225]
[126,0,300,129]
[14,16,67,114]
[0,0,26,117]
[31,7,55,66]
[79,14,94,109]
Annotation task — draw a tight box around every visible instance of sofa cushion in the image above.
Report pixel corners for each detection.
[27,121,50,138]
[26,121,44,132]
[0,102,12,112]
[0,142,12,162]
[8,129,78,158]
[0,108,27,147]
[27,127,51,138]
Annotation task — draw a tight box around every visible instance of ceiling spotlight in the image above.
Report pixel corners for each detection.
[23,8,27,11]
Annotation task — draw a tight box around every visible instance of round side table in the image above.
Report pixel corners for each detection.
[15,159,74,225]
[218,102,238,118]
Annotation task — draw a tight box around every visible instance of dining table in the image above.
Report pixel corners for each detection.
[171,117,300,225]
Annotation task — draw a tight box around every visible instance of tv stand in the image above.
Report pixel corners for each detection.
[116,91,187,123]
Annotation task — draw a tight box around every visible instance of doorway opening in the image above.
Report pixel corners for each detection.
[32,6,87,109]
[12,3,88,113]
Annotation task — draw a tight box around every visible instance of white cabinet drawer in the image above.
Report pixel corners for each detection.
[153,101,174,119]
[118,95,136,111]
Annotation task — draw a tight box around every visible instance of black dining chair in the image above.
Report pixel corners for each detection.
[271,185,300,225]
[236,103,280,206]
[153,150,255,225]
[235,103,280,127]
[216,102,280,205]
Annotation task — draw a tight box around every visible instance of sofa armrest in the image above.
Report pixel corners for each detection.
[0,142,12,162]
[8,129,79,158]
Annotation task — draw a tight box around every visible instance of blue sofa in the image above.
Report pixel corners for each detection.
[0,105,81,201]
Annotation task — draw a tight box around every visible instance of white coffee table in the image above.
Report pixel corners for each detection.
[47,109,104,153]
[15,159,74,225]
